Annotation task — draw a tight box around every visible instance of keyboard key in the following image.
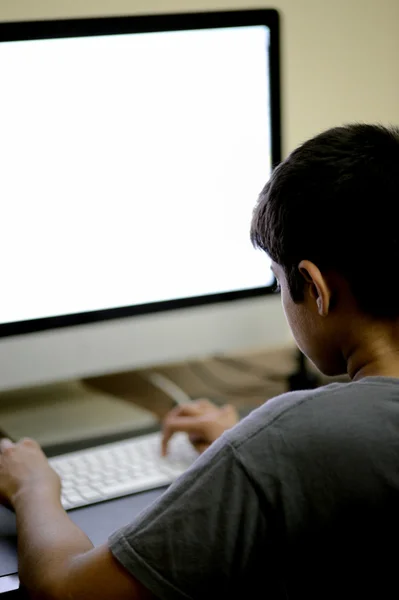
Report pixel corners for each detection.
[61,480,75,490]
[95,475,170,497]
[80,488,102,501]
[65,491,83,505]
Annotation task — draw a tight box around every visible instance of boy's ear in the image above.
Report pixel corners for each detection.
[298,260,331,317]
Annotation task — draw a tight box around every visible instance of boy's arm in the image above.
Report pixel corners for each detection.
[1,439,154,600]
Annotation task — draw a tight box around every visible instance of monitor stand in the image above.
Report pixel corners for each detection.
[0,380,158,455]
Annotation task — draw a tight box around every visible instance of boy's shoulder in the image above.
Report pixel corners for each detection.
[227,382,346,448]
[221,377,399,503]
[227,377,399,454]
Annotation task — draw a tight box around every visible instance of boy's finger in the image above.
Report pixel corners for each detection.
[196,399,215,410]
[0,438,15,452]
[163,403,203,425]
[161,416,202,456]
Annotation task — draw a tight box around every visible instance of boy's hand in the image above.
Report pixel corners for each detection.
[162,399,239,455]
[0,438,61,508]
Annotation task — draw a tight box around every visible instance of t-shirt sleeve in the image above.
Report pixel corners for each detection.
[109,438,268,600]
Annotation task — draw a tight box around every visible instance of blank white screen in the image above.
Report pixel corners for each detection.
[0,25,273,324]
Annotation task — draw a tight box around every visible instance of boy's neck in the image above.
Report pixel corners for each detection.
[350,360,399,381]
[345,326,399,381]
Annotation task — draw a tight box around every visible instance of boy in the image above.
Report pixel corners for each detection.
[1,123,399,599]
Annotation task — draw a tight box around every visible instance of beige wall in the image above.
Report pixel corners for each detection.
[1,0,398,155]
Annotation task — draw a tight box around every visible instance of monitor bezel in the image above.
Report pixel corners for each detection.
[0,9,281,339]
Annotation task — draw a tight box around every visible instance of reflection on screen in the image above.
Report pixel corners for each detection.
[0,25,273,324]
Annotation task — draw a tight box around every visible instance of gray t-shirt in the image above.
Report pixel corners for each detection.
[109,378,399,599]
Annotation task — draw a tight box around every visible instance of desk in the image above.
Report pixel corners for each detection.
[1,346,327,595]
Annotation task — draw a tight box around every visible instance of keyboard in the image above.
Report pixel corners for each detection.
[49,432,199,510]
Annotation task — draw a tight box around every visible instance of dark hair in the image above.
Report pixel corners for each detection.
[250,123,399,318]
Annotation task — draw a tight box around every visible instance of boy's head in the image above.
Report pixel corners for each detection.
[251,124,399,377]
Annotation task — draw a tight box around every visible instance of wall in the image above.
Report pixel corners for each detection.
[1,0,398,155]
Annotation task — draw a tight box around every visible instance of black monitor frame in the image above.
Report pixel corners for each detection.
[0,9,281,338]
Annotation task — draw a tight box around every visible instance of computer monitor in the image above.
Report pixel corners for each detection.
[0,10,290,393]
